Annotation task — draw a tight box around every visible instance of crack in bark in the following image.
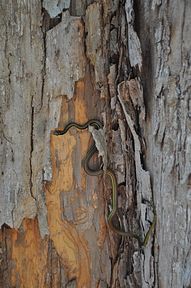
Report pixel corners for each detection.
[5,24,11,86]
[180,1,186,68]
[29,105,36,202]
[39,2,63,114]
[41,7,62,33]
[40,11,47,113]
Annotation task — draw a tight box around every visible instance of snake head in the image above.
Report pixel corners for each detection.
[53,129,63,136]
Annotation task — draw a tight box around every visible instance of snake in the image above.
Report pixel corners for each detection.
[54,119,155,246]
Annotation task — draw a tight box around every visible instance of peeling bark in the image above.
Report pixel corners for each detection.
[0,0,190,287]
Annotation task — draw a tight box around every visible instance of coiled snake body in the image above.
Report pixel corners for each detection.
[54,119,155,246]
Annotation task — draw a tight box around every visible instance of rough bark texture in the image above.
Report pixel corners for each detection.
[0,0,190,288]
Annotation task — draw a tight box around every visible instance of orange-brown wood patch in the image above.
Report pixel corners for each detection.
[44,129,92,287]
[0,218,48,288]
[44,87,103,287]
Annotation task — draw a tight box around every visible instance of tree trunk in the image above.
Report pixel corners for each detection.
[0,0,190,287]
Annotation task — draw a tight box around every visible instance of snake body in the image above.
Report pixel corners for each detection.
[54,119,155,246]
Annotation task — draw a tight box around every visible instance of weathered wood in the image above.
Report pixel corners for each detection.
[139,1,191,287]
[0,0,190,287]
[0,0,43,229]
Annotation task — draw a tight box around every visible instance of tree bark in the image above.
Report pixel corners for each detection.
[0,0,190,288]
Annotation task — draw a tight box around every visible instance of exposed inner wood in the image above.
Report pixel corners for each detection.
[0,0,190,287]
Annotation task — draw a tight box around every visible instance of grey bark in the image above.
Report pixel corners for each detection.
[0,0,190,287]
